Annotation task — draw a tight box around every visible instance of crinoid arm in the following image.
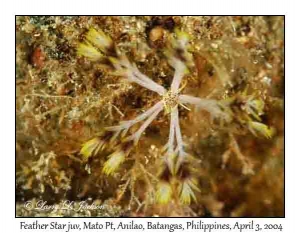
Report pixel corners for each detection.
[178,94,230,121]
[166,107,177,154]
[110,56,166,96]
[173,107,186,158]
[163,106,177,174]
[78,28,166,96]
[126,104,163,145]
[106,100,164,144]
[170,58,188,93]
[165,29,192,93]
[163,106,188,174]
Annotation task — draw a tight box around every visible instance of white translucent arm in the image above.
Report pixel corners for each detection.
[166,107,177,154]
[130,64,166,95]
[173,107,186,158]
[127,104,163,144]
[170,58,187,93]
[179,94,229,120]
[106,101,164,132]
[114,57,166,95]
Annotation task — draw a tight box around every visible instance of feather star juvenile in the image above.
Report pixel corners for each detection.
[78,28,232,177]
[87,30,230,174]
[77,27,274,204]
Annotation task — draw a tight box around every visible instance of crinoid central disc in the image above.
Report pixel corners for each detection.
[163,90,179,113]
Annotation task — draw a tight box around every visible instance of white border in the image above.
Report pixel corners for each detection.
[1,0,297,232]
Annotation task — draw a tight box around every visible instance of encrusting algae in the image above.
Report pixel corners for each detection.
[16,16,284,217]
